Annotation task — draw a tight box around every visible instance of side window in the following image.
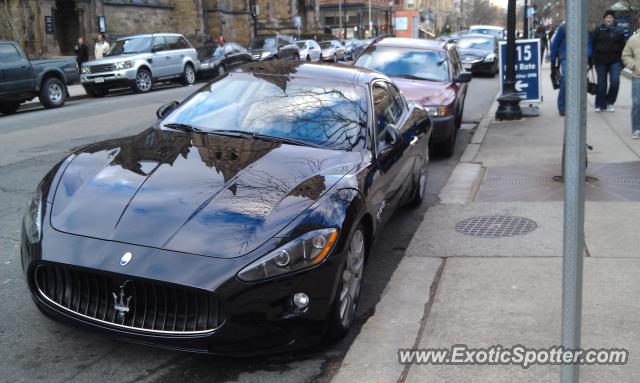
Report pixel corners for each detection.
[449,49,460,76]
[151,36,165,52]
[234,43,247,53]
[385,83,405,122]
[372,83,403,144]
[0,43,22,62]
[164,36,180,50]
[278,38,288,48]
[178,36,191,49]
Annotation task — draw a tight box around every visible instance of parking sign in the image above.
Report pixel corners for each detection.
[499,39,541,102]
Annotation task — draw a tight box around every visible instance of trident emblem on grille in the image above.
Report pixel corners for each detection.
[112,280,133,319]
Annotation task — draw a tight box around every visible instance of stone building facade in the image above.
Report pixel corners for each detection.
[0,0,322,57]
[319,0,397,39]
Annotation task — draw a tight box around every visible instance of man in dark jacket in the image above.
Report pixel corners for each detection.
[74,37,89,70]
[592,10,626,112]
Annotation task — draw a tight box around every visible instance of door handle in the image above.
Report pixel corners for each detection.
[165,56,171,59]
[409,136,419,147]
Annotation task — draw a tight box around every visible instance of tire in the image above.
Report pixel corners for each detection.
[38,77,66,108]
[326,224,367,340]
[86,87,108,98]
[133,69,153,93]
[432,127,457,158]
[409,155,429,207]
[180,63,196,85]
[0,101,20,115]
[333,54,337,63]
[306,55,311,61]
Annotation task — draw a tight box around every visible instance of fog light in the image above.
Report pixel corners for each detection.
[293,293,309,309]
[274,250,291,267]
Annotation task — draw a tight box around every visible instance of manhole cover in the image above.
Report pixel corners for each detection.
[455,215,537,238]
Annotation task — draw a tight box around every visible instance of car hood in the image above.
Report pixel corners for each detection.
[458,48,492,61]
[391,77,456,107]
[84,53,152,66]
[50,128,360,258]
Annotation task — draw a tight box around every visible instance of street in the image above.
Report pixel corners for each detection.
[0,74,499,383]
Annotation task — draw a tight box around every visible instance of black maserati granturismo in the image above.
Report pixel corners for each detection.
[21,61,432,355]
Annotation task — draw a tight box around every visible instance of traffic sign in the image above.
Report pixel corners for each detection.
[499,38,541,102]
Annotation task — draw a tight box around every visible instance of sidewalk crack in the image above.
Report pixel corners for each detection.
[397,257,447,383]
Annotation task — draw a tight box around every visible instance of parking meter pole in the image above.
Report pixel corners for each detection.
[523,0,529,38]
[496,0,522,121]
[561,0,588,382]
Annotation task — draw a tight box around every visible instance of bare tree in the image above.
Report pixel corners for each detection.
[464,0,503,26]
[0,0,36,49]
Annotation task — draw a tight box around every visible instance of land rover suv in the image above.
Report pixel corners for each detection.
[80,33,199,97]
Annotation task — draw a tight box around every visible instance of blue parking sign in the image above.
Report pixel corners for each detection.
[499,39,541,102]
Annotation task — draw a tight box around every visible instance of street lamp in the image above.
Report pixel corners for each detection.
[495,0,523,121]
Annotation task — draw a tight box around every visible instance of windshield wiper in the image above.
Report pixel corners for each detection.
[164,123,205,133]
[392,74,433,81]
[251,133,320,148]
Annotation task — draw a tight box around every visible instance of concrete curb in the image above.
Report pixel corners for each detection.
[330,256,443,383]
[460,98,498,164]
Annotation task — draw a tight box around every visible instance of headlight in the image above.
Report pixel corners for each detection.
[81,66,90,74]
[23,187,43,244]
[238,228,339,282]
[261,51,272,60]
[424,106,450,117]
[114,60,133,70]
[200,62,210,69]
[484,53,496,62]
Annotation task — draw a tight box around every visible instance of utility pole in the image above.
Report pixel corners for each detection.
[495,0,523,120]
[523,0,529,38]
[368,0,373,37]
[459,0,464,31]
[339,0,343,39]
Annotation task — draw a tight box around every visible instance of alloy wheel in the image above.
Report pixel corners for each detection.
[136,71,152,92]
[48,83,63,104]
[185,65,195,84]
[339,228,365,328]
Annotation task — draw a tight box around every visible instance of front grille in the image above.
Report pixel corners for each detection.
[34,264,222,334]
[89,64,115,73]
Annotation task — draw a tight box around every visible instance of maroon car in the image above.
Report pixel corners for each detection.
[354,38,471,157]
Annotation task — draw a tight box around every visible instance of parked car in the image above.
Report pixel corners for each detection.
[437,30,469,44]
[354,37,471,157]
[196,42,252,79]
[320,40,346,62]
[80,33,199,97]
[249,35,299,61]
[342,38,361,60]
[456,34,499,76]
[22,61,431,355]
[296,40,322,61]
[351,38,374,59]
[469,25,506,40]
[0,40,79,115]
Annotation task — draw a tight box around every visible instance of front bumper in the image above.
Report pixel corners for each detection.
[464,60,496,74]
[22,224,345,355]
[80,69,137,89]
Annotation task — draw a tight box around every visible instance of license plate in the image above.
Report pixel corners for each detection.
[94,77,105,83]
[463,64,472,70]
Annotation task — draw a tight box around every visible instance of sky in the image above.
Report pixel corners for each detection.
[491,0,509,8]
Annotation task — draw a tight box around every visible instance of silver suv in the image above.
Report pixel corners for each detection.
[80,33,199,97]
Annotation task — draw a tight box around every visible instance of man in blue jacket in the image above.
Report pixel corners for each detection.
[550,22,593,116]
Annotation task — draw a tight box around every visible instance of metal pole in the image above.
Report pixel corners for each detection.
[339,0,343,39]
[368,0,372,37]
[523,0,529,38]
[561,0,588,381]
[495,0,522,120]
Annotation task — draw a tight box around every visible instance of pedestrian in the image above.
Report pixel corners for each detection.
[218,35,225,46]
[622,27,640,139]
[74,37,89,69]
[550,22,593,116]
[94,33,110,59]
[534,25,548,61]
[592,10,626,112]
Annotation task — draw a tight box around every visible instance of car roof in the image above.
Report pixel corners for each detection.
[372,37,446,51]
[459,34,497,40]
[117,33,183,40]
[235,61,387,87]
[469,25,504,30]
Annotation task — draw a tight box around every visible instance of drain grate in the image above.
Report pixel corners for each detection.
[480,177,555,192]
[455,215,537,238]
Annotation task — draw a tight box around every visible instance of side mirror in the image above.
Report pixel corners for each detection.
[151,44,163,53]
[454,72,472,83]
[156,100,180,120]
[385,124,400,145]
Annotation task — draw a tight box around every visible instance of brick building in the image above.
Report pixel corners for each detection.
[0,0,322,57]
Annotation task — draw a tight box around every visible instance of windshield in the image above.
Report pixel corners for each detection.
[319,42,332,49]
[250,38,276,50]
[197,45,220,59]
[355,46,449,82]
[296,42,307,49]
[106,37,151,56]
[457,38,495,51]
[162,74,368,151]
[469,28,503,38]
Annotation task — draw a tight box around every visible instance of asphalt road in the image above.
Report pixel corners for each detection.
[0,74,499,383]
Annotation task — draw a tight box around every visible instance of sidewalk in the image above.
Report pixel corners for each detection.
[332,67,640,382]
